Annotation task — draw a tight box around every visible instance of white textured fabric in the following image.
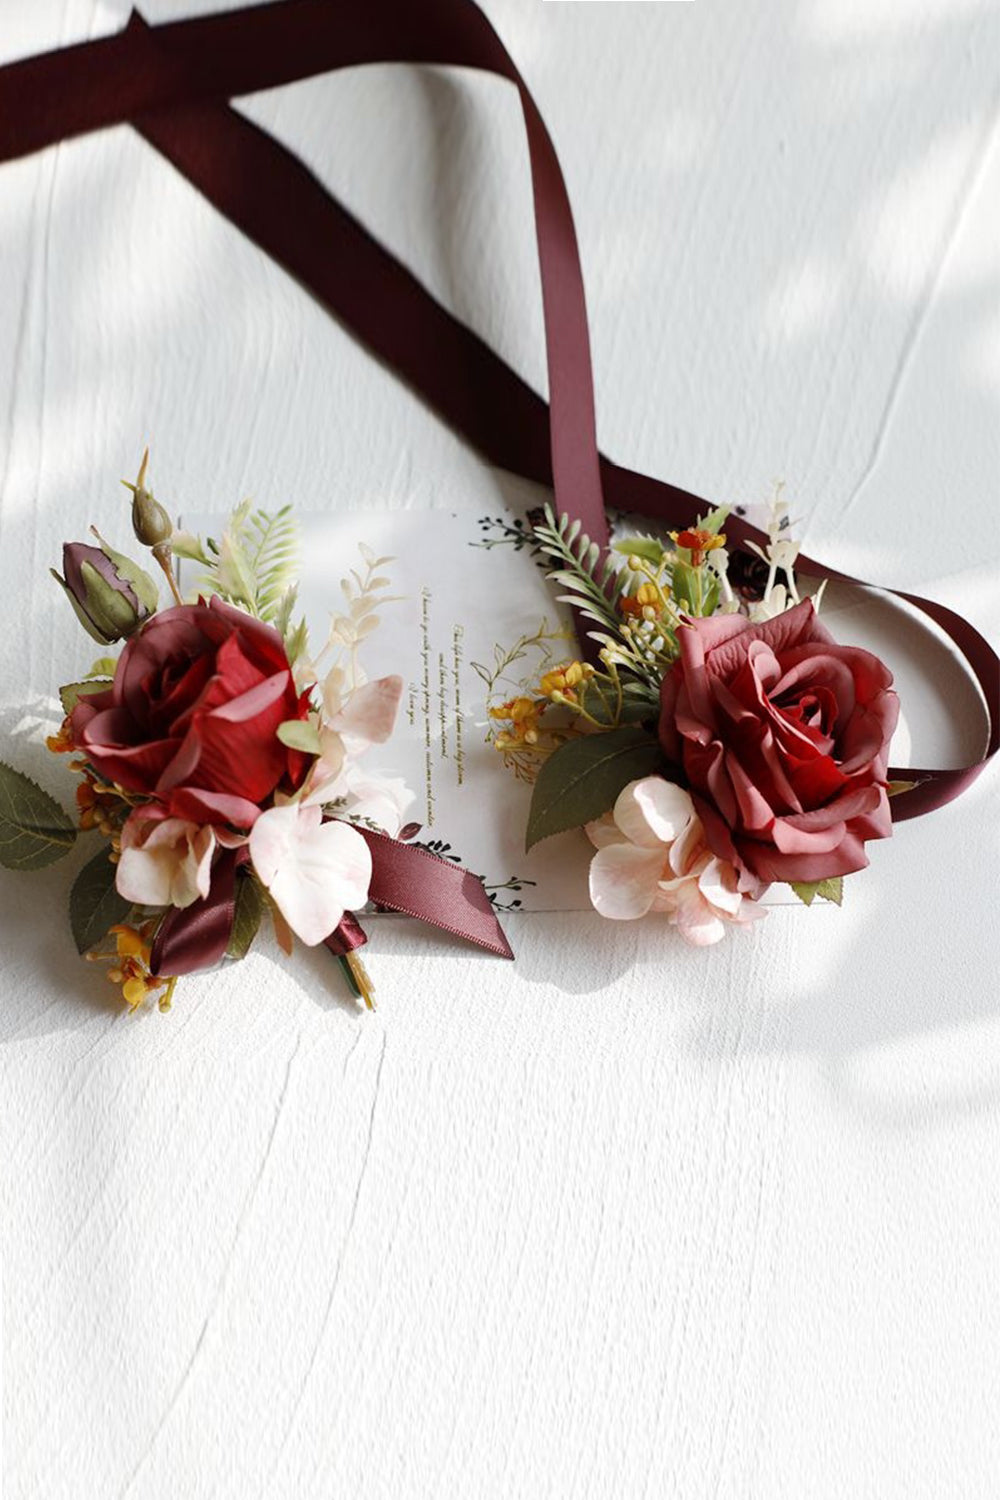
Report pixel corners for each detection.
[1,2,998,1497]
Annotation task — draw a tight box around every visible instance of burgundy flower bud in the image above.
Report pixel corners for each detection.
[52,538,158,644]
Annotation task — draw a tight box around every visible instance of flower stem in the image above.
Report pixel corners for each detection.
[152,544,184,607]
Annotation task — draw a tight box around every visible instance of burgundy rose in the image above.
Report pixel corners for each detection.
[658,600,899,895]
[70,596,311,829]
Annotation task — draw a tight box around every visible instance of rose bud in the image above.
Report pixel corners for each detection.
[51,538,158,644]
[123,448,173,548]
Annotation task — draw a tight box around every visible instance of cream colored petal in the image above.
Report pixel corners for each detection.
[249,804,372,946]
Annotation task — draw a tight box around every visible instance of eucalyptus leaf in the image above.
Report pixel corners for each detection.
[788,876,844,908]
[525,726,662,851]
[276,719,322,755]
[611,536,665,564]
[59,679,112,715]
[69,845,130,953]
[227,874,264,960]
[0,763,77,871]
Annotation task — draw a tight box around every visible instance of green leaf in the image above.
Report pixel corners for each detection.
[227,874,264,960]
[583,690,656,727]
[697,504,731,535]
[887,779,918,798]
[168,530,211,564]
[611,536,666,564]
[276,719,322,755]
[59,679,112,715]
[788,876,844,908]
[69,845,130,953]
[525,726,663,850]
[87,656,119,679]
[670,560,700,612]
[0,762,77,870]
[283,617,309,666]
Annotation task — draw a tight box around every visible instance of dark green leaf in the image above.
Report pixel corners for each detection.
[0,762,76,870]
[583,691,656,727]
[59,679,112,715]
[227,875,264,960]
[788,876,844,908]
[525,726,663,850]
[70,845,130,953]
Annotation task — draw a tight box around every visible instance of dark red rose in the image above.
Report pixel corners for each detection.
[658,600,899,895]
[70,597,311,829]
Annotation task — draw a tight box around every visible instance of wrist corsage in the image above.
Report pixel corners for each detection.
[487,495,909,945]
[0,453,509,1011]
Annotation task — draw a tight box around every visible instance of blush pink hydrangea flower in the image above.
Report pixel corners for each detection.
[586,776,765,946]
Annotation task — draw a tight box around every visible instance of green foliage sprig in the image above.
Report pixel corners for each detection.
[531,505,624,637]
[173,500,300,626]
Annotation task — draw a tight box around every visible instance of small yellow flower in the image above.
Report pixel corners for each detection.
[122,975,148,1009]
[103,924,172,1011]
[490,694,546,750]
[538,661,595,703]
[110,924,149,961]
[620,582,666,620]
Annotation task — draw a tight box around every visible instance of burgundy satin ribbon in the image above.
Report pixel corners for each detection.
[326,831,518,961]
[150,844,241,976]
[0,0,996,824]
[150,828,511,976]
[358,827,514,960]
[324,911,368,960]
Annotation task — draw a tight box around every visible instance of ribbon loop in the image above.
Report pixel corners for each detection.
[0,0,995,820]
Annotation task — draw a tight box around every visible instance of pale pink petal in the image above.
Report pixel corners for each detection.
[177,825,215,906]
[331,676,403,754]
[613,776,694,849]
[585,812,625,850]
[249,804,372,946]
[667,813,706,877]
[340,767,415,837]
[671,881,726,946]
[589,842,666,920]
[300,727,349,807]
[696,856,743,917]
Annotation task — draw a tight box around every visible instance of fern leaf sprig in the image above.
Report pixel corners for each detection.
[192,502,300,623]
[532,505,624,637]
